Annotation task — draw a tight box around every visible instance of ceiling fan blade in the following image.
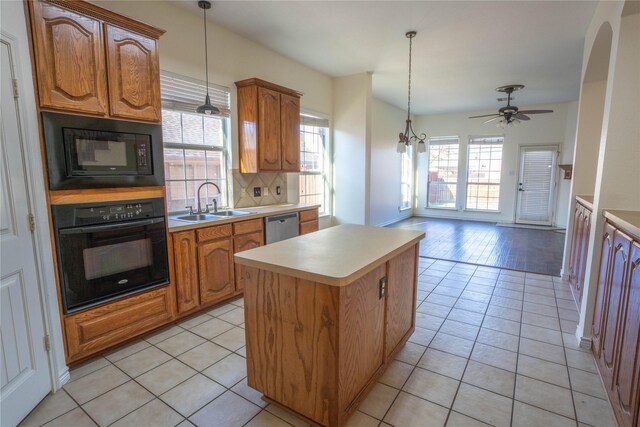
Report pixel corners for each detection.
[469,114,501,119]
[518,109,554,114]
[513,113,530,121]
[483,116,502,124]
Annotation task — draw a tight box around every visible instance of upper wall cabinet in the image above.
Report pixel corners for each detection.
[28,0,164,122]
[235,78,302,173]
[30,1,108,115]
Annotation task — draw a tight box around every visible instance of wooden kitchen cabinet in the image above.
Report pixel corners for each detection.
[299,208,319,235]
[569,197,592,303]
[172,231,199,313]
[105,25,161,122]
[385,245,417,358]
[592,211,640,427]
[29,1,108,115]
[172,218,264,314]
[28,0,164,121]
[236,78,303,173]
[198,237,235,304]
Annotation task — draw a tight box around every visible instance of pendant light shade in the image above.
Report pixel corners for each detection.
[397,31,426,154]
[196,1,220,115]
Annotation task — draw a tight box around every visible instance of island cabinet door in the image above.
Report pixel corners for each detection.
[338,264,386,416]
[198,238,235,304]
[385,245,418,359]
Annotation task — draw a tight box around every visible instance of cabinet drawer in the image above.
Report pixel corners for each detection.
[300,220,319,235]
[299,209,318,223]
[233,218,263,236]
[197,224,232,242]
[64,287,172,362]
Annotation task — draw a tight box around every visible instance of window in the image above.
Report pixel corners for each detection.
[160,72,231,213]
[427,137,459,208]
[299,113,330,215]
[466,136,503,211]
[400,147,413,210]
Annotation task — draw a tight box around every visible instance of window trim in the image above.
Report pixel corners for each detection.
[299,110,331,217]
[464,135,504,212]
[425,136,460,210]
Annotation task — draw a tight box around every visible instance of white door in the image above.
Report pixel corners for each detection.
[0,38,52,426]
[516,146,558,225]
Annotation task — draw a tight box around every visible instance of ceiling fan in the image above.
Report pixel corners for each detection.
[469,84,553,128]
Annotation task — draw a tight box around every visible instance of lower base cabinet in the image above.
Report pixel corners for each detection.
[64,286,174,363]
[299,208,319,235]
[592,215,640,427]
[172,218,264,315]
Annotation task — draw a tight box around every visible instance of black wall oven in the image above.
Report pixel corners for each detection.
[42,112,164,190]
[52,198,169,313]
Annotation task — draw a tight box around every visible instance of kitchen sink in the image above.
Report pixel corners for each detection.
[210,210,252,217]
[174,213,220,222]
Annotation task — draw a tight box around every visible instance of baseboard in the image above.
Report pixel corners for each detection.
[577,335,592,350]
[56,367,70,390]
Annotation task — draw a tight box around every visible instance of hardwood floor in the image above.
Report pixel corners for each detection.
[390,217,565,276]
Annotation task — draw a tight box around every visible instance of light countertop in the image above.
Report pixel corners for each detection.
[234,223,425,286]
[604,210,640,239]
[167,203,320,232]
[576,195,594,209]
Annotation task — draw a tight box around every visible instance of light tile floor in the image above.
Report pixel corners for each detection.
[20,258,617,427]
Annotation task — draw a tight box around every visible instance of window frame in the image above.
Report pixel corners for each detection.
[299,111,331,217]
[426,136,460,210]
[399,145,413,211]
[464,135,504,212]
[160,71,232,214]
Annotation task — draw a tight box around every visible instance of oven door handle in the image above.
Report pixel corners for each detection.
[59,217,165,235]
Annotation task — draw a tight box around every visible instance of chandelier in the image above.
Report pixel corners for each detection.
[196,1,221,115]
[397,31,426,154]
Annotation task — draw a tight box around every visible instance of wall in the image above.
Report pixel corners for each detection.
[414,101,578,227]
[332,73,372,225]
[369,97,414,226]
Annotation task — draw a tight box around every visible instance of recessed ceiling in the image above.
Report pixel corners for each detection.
[173,1,596,115]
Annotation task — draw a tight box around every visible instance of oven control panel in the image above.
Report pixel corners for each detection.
[75,202,156,224]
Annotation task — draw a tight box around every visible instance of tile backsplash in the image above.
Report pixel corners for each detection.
[232,172,288,208]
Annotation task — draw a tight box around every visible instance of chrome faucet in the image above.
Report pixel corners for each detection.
[197,182,221,213]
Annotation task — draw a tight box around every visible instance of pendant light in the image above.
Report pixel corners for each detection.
[196,0,220,115]
[397,31,426,154]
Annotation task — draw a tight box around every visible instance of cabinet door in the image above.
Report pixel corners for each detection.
[385,245,418,359]
[300,220,319,236]
[105,25,161,122]
[172,231,199,313]
[280,94,300,172]
[198,238,235,304]
[257,87,281,170]
[577,211,591,301]
[593,223,615,359]
[601,229,633,387]
[29,1,108,115]
[570,205,584,287]
[612,241,640,427]
[234,231,264,291]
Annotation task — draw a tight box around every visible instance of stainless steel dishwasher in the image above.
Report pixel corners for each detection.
[265,212,299,244]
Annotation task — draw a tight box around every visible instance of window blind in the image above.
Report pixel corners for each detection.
[469,135,504,145]
[428,136,459,145]
[160,70,230,117]
[301,113,329,128]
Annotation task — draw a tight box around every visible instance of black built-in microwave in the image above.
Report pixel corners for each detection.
[42,112,164,190]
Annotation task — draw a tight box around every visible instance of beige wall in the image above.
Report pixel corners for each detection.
[96,1,333,172]
[414,101,578,228]
[370,97,414,226]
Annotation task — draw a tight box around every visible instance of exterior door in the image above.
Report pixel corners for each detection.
[0,39,51,426]
[516,146,558,225]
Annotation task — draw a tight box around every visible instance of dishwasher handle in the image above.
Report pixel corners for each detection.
[265,212,299,223]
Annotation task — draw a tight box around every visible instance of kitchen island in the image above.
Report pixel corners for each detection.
[234,224,425,427]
